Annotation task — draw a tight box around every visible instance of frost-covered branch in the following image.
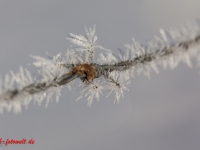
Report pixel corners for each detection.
[1,73,80,101]
[97,35,200,73]
[1,21,200,113]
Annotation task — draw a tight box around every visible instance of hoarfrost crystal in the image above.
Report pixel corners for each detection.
[77,80,103,106]
[106,72,131,104]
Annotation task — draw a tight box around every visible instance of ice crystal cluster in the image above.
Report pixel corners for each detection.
[1,21,200,113]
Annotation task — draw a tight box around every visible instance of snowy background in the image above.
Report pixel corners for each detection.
[0,0,200,149]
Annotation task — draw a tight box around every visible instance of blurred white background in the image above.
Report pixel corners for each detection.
[0,0,200,149]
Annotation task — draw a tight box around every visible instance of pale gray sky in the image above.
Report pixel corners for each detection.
[0,0,200,150]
